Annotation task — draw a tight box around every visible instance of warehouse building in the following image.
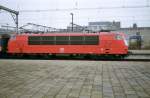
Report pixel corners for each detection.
[88,21,121,31]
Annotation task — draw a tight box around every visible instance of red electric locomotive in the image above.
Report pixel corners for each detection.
[7,32,128,58]
[0,36,2,52]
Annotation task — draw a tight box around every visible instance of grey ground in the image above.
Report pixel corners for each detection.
[0,60,150,98]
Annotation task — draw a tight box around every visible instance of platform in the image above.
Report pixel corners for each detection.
[0,60,150,98]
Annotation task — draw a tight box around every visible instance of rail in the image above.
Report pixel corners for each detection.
[0,55,150,61]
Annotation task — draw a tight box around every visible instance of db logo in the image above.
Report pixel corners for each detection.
[59,48,64,53]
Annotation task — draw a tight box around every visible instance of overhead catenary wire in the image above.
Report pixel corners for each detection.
[1,1,150,28]
[19,5,150,13]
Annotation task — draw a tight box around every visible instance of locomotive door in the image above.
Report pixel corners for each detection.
[104,36,112,54]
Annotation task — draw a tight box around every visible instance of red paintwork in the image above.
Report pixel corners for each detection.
[0,38,1,52]
[7,32,128,55]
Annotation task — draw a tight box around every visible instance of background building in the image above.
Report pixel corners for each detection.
[88,21,121,32]
[67,23,87,32]
[1,22,150,49]
[116,26,150,49]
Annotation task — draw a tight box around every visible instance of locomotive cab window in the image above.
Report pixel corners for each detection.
[115,34,123,40]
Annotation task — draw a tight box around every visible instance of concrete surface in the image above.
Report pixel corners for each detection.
[0,60,150,98]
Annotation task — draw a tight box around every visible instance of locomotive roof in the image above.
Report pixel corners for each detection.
[18,32,124,36]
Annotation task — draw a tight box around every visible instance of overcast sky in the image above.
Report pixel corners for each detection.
[0,0,150,28]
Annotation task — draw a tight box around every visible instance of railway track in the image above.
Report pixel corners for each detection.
[0,55,150,61]
[102,58,150,61]
[129,53,150,56]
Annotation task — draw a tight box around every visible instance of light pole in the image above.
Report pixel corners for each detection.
[70,13,73,32]
[0,5,19,34]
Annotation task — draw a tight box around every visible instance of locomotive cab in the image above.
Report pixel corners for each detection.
[112,33,128,55]
[100,32,128,56]
[115,33,128,53]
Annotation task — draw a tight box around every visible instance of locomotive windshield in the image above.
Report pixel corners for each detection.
[115,34,128,46]
[115,34,123,40]
[124,37,128,46]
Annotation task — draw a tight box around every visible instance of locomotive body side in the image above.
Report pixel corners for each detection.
[8,33,101,54]
[7,32,128,56]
